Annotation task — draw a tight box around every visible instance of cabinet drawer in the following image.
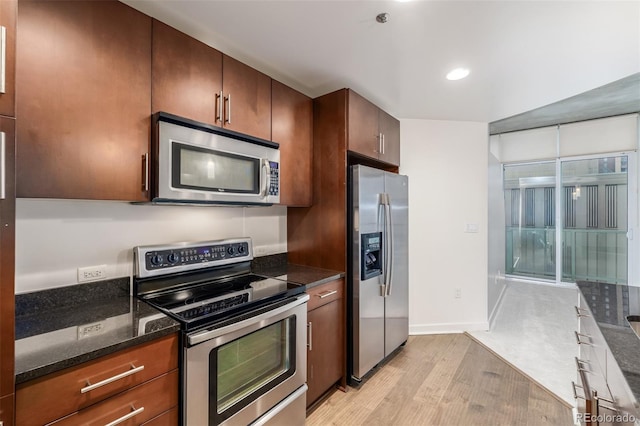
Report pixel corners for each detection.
[51,370,178,426]
[141,407,179,426]
[307,279,344,311]
[16,334,178,426]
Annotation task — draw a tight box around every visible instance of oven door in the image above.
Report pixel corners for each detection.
[184,294,308,426]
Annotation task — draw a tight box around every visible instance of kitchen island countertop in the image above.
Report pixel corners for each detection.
[577,281,640,400]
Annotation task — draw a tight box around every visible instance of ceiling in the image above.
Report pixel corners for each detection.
[123,0,640,123]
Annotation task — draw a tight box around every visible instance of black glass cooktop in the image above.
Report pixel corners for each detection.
[141,273,303,329]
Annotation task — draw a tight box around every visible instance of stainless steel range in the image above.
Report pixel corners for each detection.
[133,238,308,426]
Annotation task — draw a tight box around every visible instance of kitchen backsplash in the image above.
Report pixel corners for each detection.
[15,199,287,294]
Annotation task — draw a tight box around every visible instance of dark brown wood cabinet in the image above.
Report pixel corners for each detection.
[348,90,400,167]
[271,80,313,206]
[152,23,271,141]
[222,55,272,141]
[288,89,400,272]
[306,279,345,408]
[16,0,152,201]
[151,19,223,126]
[16,334,178,426]
[378,109,401,166]
[0,116,15,426]
[0,0,16,118]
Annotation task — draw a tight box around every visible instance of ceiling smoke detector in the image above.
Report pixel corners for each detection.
[376,13,389,23]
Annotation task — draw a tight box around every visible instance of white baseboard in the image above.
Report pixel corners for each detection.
[409,321,490,335]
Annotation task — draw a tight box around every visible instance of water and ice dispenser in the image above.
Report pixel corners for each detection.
[361,232,382,280]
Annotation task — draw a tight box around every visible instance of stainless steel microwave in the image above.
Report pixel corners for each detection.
[151,112,280,205]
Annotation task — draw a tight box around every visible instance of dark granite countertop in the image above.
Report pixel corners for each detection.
[577,282,640,400]
[15,278,180,384]
[15,255,343,384]
[252,254,344,289]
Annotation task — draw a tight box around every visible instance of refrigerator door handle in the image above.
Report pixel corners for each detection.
[379,194,387,297]
[380,193,393,297]
[385,196,393,297]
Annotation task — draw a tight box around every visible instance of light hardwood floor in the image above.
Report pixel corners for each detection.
[306,334,574,426]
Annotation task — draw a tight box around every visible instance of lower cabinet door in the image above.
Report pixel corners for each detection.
[307,299,343,407]
[51,370,178,426]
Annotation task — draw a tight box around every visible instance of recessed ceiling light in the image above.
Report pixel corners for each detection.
[446,68,470,81]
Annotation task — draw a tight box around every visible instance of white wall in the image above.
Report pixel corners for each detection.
[400,119,489,334]
[15,200,287,293]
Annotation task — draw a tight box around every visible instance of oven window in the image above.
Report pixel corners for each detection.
[211,317,296,423]
[172,142,260,193]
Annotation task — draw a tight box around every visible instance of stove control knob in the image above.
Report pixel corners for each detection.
[167,253,179,264]
[151,254,163,266]
[227,246,235,255]
[237,245,246,254]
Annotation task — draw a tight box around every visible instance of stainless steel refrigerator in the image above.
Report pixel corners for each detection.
[348,165,409,383]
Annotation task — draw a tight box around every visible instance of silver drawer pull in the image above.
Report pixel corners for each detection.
[80,364,145,394]
[0,132,5,200]
[575,331,592,346]
[307,322,313,351]
[575,306,590,318]
[104,405,145,426]
[0,26,6,94]
[318,290,338,299]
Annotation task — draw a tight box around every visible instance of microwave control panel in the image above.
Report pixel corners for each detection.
[269,161,279,196]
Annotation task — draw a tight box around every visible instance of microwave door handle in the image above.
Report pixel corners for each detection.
[260,159,270,197]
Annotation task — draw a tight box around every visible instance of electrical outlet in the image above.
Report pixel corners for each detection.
[455,288,462,299]
[77,321,105,339]
[77,265,107,283]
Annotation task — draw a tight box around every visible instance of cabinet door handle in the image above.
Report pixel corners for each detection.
[142,153,149,192]
[104,405,145,426]
[0,132,5,200]
[80,364,145,394]
[0,26,6,94]
[318,290,338,299]
[307,322,312,351]
[378,132,382,154]
[224,93,231,124]
[382,133,385,155]
[575,306,590,318]
[216,91,223,123]
[575,331,592,346]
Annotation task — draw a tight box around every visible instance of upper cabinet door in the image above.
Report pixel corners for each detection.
[0,0,15,118]
[348,90,380,160]
[0,116,14,409]
[16,0,152,201]
[378,109,400,167]
[272,80,312,207]
[152,20,222,125]
[222,55,271,141]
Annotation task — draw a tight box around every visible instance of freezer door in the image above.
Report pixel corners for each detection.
[351,165,386,380]
[384,172,409,357]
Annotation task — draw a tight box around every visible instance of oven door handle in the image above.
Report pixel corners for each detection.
[187,294,310,346]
